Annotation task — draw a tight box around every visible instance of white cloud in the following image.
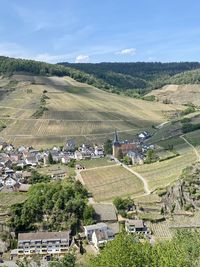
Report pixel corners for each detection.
[33,53,71,63]
[116,48,136,55]
[75,54,90,63]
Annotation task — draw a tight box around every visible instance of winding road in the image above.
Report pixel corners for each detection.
[180,135,200,162]
[121,163,151,195]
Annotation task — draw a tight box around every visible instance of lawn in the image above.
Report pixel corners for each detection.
[80,165,144,201]
[132,147,196,191]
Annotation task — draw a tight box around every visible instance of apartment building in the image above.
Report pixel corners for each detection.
[17,231,70,256]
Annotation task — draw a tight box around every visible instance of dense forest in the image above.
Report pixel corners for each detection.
[0,56,110,91]
[9,180,95,233]
[60,62,200,93]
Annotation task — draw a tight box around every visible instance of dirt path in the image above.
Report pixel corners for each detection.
[122,163,151,195]
[180,135,200,162]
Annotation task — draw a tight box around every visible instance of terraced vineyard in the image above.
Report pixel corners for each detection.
[0,74,180,148]
[132,146,196,191]
[80,165,145,201]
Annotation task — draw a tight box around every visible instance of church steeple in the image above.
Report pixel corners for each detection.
[113,130,120,144]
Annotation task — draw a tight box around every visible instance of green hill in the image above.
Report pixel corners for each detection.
[59,62,200,92]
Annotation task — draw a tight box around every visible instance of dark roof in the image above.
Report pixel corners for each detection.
[18,231,70,241]
[125,219,145,228]
[93,203,117,222]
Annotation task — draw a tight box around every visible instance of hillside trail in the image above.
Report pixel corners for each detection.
[180,135,200,162]
[121,163,151,195]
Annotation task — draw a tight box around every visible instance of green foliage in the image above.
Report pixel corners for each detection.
[180,117,191,123]
[9,180,90,233]
[83,205,95,225]
[123,155,132,165]
[61,62,200,92]
[104,139,113,155]
[68,159,76,168]
[145,149,158,164]
[29,170,51,184]
[113,197,134,211]
[88,231,200,267]
[49,253,76,267]
[181,106,196,116]
[182,123,200,133]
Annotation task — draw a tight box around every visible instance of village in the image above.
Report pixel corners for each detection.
[0,131,152,193]
[0,130,154,263]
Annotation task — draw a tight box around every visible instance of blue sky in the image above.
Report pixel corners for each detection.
[0,0,200,63]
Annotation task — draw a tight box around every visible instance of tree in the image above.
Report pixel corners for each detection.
[48,152,54,164]
[104,139,112,155]
[88,231,199,267]
[83,205,95,225]
[123,155,132,165]
[145,149,158,164]
[49,254,76,267]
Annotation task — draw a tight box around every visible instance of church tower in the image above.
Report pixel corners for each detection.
[112,130,121,157]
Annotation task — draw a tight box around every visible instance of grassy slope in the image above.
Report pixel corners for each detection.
[0,74,180,148]
[148,84,200,105]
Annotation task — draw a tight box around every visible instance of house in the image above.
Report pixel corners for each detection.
[61,155,70,164]
[17,231,71,256]
[94,146,104,157]
[25,156,38,167]
[74,151,83,160]
[4,176,17,188]
[125,219,148,235]
[51,169,67,179]
[127,151,144,165]
[92,228,114,249]
[138,131,151,140]
[65,139,76,152]
[83,223,111,241]
[4,144,14,152]
[18,184,31,192]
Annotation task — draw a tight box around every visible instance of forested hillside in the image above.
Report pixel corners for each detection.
[0,56,110,91]
[60,62,200,92]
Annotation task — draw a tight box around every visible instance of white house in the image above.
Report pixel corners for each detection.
[125,219,148,235]
[92,228,114,249]
[83,223,109,241]
[74,151,83,160]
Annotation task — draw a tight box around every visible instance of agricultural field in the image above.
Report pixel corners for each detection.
[0,74,181,148]
[147,221,173,241]
[80,165,144,201]
[0,192,27,213]
[77,158,115,169]
[132,144,196,191]
[147,84,200,105]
